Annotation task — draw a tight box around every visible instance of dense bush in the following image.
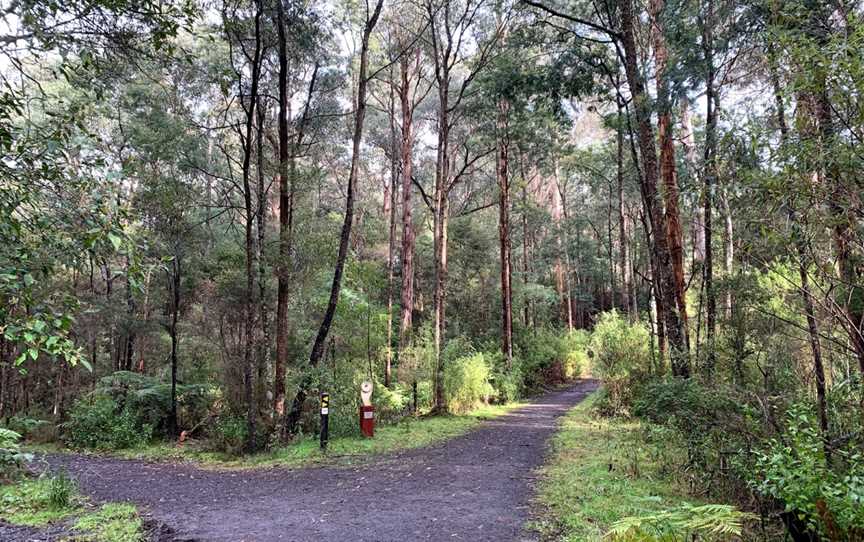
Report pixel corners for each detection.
[94,371,212,435]
[516,329,561,390]
[62,371,215,451]
[490,353,524,403]
[752,404,864,541]
[373,379,408,423]
[0,428,33,479]
[633,378,755,489]
[64,395,153,450]
[211,415,249,455]
[557,329,589,380]
[444,351,494,413]
[6,415,51,441]
[514,328,588,391]
[590,310,650,415]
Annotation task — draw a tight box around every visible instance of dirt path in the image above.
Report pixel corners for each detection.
[9,380,597,542]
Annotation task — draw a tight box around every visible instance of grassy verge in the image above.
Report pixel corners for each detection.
[0,475,146,541]
[530,391,697,541]
[0,474,80,526]
[26,402,524,470]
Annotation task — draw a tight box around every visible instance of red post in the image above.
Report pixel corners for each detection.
[359,405,374,437]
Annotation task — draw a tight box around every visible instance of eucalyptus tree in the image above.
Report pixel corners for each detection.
[271,0,333,422]
[524,0,690,376]
[285,0,385,435]
[424,0,507,409]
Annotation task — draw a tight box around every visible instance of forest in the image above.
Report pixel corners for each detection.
[1,0,863,540]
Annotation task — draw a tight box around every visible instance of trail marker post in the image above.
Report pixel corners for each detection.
[320,392,330,451]
[359,381,374,438]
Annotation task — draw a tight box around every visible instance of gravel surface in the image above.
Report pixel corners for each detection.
[2,380,598,542]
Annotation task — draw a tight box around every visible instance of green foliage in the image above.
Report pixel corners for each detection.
[558,329,590,380]
[633,379,749,473]
[73,503,144,542]
[94,371,212,435]
[443,351,494,414]
[752,404,864,540]
[517,329,563,390]
[372,380,408,423]
[47,469,76,509]
[591,311,651,415]
[532,392,697,541]
[64,396,153,450]
[606,504,754,541]
[0,474,80,526]
[514,328,588,392]
[489,350,525,403]
[6,415,50,440]
[0,428,33,478]
[211,415,249,455]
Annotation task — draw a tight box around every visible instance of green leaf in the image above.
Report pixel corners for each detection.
[108,233,123,251]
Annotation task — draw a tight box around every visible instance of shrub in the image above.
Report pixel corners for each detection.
[0,428,33,479]
[633,379,751,483]
[64,395,153,450]
[591,310,651,415]
[211,415,248,455]
[6,416,50,440]
[606,503,755,541]
[94,371,212,436]
[444,351,494,413]
[492,362,524,403]
[47,470,75,509]
[752,404,864,540]
[373,379,408,423]
[557,329,589,379]
[516,329,561,390]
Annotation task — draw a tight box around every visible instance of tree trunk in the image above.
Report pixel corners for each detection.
[433,195,450,411]
[701,4,717,374]
[168,254,180,437]
[385,67,398,388]
[521,169,531,327]
[620,0,687,376]
[255,97,270,417]
[123,255,135,372]
[239,0,264,450]
[273,0,290,418]
[285,0,383,435]
[551,163,573,330]
[616,98,635,320]
[497,97,514,365]
[398,53,417,353]
[680,99,705,265]
[770,38,830,452]
[721,181,733,320]
[650,0,690,355]
[432,63,452,413]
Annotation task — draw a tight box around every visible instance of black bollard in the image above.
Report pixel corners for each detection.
[320,392,329,451]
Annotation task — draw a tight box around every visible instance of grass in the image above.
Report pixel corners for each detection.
[0,475,80,526]
[26,401,524,470]
[1,474,146,541]
[530,391,697,541]
[73,503,144,542]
